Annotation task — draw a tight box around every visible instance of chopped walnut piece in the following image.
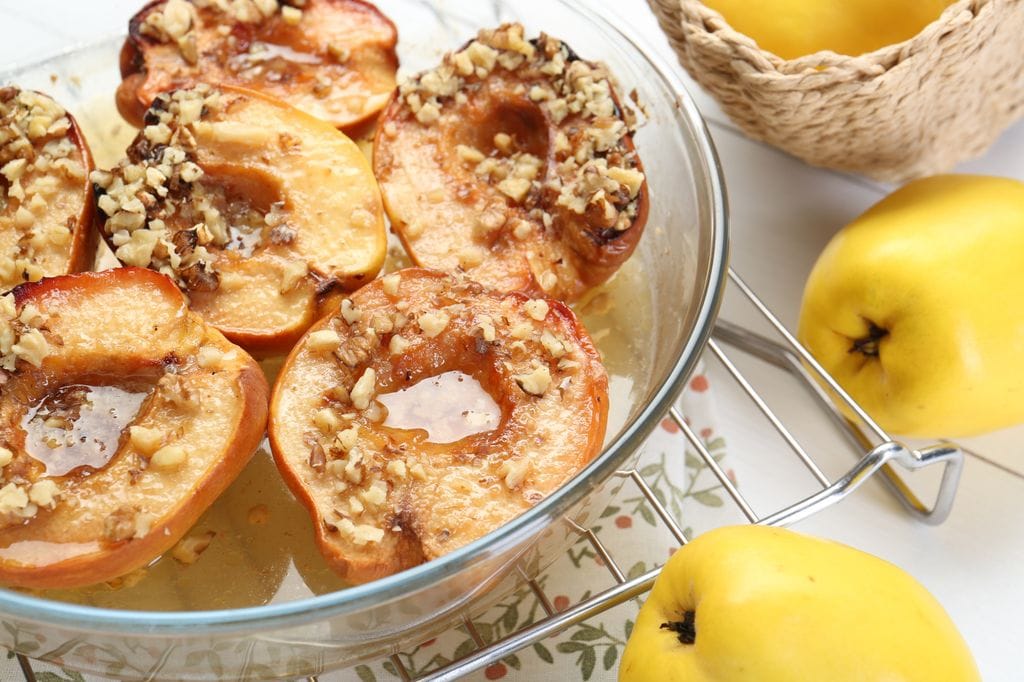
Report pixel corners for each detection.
[334,426,359,452]
[10,328,49,368]
[307,329,343,352]
[279,259,309,294]
[389,334,410,355]
[314,407,341,434]
[540,331,567,358]
[104,506,140,542]
[524,299,549,321]
[359,479,388,507]
[0,481,35,519]
[172,530,216,564]
[381,273,401,297]
[386,459,407,479]
[338,518,385,545]
[417,310,450,338]
[340,299,362,324]
[27,480,60,508]
[151,444,188,470]
[308,442,327,472]
[514,362,552,396]
[350,367,377,410]
[281,5,303,24]
[499,458,532,490]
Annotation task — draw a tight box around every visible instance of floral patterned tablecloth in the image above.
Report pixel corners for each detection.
[7,368,733,682]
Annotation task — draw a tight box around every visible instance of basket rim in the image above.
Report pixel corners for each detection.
[669,0,995,80]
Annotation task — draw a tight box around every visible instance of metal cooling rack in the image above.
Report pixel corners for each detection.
[13,267,965,682]
[355,268,962,681]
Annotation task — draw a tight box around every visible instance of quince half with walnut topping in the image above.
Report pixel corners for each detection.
[0,87,97,291]
[0,267,267,589]
[269,268,608,583]
[94,83,387,355]
[117,0,398,132]
[374,24,649,303]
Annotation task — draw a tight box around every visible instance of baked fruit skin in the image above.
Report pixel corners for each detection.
[0,87,97,291]
[117,0,399,133]
[93,83,387,356]
[269,268,609,583]
[373,23,649,303]
[0,267,268,589]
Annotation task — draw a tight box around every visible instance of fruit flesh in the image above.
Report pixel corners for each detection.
[269,268,609,583]
[374,25,649,303]
[0,268,268,589]
[96,84,387,355]
[118,0,398,132]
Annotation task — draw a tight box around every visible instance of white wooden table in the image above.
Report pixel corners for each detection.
[0,1,1020,680]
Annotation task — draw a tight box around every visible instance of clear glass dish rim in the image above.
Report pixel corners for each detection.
[0,0,729,636]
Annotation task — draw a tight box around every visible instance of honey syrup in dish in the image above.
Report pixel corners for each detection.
[36,102,654,609]
[380,371,501,443]
[22,384,151,477]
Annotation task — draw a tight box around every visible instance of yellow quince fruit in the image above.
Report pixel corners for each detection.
[619,525,979,682]
[798,174,1024,438]
[703,0,955,59]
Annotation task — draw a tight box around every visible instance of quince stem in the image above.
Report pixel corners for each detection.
[849,320,889,357]
[659,610,696,645]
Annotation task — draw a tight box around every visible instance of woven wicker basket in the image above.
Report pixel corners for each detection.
[647,0,1024,182]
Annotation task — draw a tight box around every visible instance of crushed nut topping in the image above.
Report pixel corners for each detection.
[336,517,385,545]
[314,406,341,434]
[141,0,309,65]
[397,23,645,233]
[417,310,450,338]
[171,529,216,564]
[133,0,398,112]
[150,444,188,470]
[499,458,531,490]
[524,299,549,321]
[388,334,410,355]
[104,505,142,543]
[129,425,164,455]
[514,361,552,396]
[0,87,83,290]
[93,84,309,296]
[0,292,51,372]
[307,328,343,352]
[381,272,401,297]
[0,483,37,524]
[350,367,376,410]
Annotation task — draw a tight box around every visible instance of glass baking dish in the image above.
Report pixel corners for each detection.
[0,0,727,678]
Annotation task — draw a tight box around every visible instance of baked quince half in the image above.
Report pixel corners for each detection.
[374,24,649,303]
[94,83,387,355]
[117,0,398,132]
[269,268,608,583]
[0,87,96,292]
[0,267,268,589]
